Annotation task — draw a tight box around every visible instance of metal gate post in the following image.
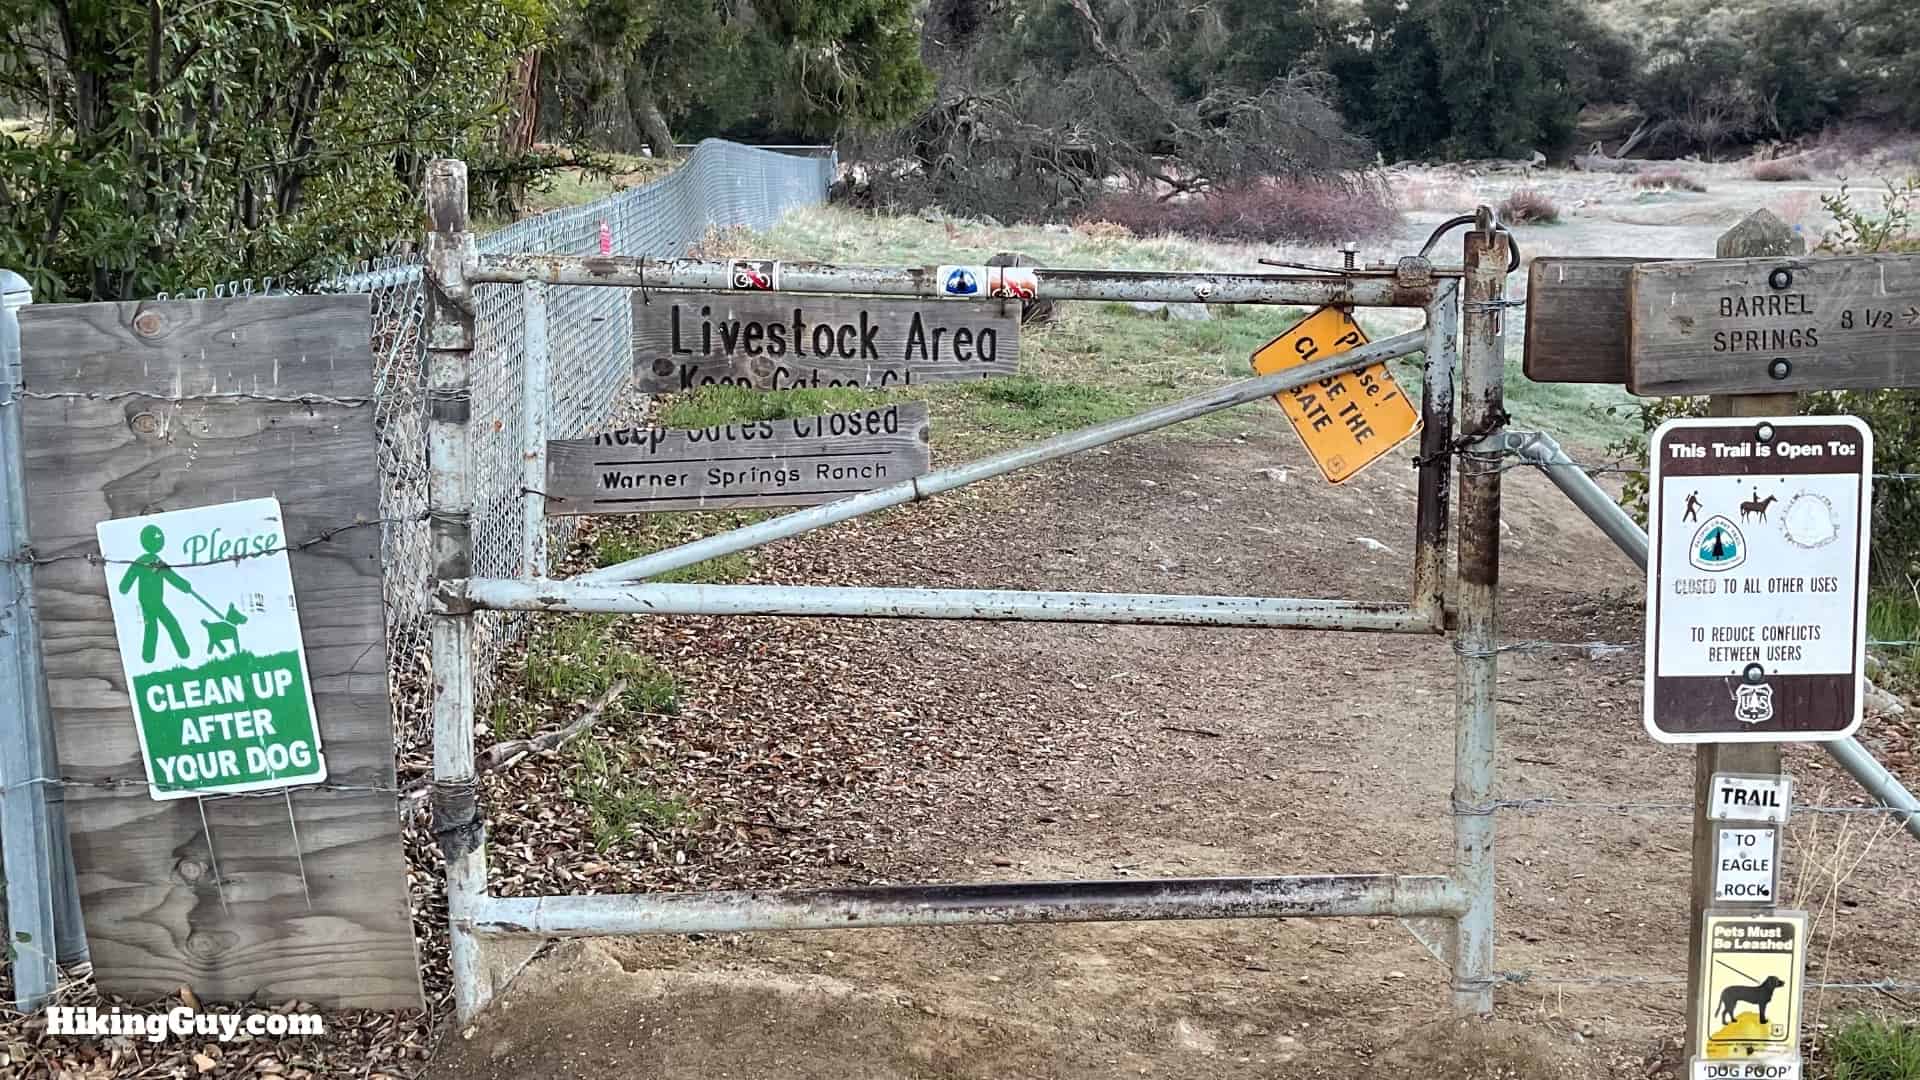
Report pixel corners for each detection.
[423,161,489,1022]
[519,280,550,578]
[1451,210,1509,1015]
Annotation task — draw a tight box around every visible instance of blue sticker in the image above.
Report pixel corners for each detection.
[939,266,980,296]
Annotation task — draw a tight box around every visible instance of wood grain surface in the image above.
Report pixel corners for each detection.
[632,291,1019,392]
[1522,257,1651,384]
[19,295,421,1008]
[545,403,931,515]
[1629,253,1920,395]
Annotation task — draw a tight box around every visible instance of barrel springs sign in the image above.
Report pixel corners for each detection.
[633,291,1020,392]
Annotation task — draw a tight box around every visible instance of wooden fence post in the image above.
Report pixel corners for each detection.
[1682,210,1804,1053]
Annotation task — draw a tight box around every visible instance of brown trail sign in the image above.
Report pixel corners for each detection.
[544,403,932,515]
[633,291,1019,392]
[1629,253,1920,395]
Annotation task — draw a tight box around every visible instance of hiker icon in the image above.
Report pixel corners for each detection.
[115,524,248,662]
[1682,491,1702,523]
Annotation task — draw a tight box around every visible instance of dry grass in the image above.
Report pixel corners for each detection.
[1752,158,1815,183]
[1633,168,1707,193]
[1498,187,1560,224]
[1080,178,1399,245]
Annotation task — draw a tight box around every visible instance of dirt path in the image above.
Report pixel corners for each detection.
[430,422,1920,1079]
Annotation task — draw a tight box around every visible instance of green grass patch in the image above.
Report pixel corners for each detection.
[1830,1014,1920,1080]
[655,384,895,428]
[589,511,764,585]
[567,736,691,852]
[503,614,679,739]
[1869,589,1920,647]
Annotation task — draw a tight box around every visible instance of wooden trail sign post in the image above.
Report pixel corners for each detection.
[545,404,932,515]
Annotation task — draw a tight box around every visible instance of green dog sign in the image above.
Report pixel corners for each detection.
[97,497,327,799]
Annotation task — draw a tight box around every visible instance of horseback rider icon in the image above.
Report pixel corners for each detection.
[1682,491,1702,523]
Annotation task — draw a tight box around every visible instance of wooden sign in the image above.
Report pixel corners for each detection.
[545,403,931,515]
[19,295,420,1007]
[1250,306,1420,484]
[1523,257,1653,384]
[1629,253,1920,395]
[1644,416,1871,743]
[633,291,1018,393]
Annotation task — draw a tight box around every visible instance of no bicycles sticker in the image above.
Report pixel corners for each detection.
[97,497,327,799]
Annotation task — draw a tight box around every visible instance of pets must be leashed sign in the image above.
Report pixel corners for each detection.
[97,497,327,799]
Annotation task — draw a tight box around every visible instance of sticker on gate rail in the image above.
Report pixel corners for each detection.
[935,265,988,297]
[1644,415,1872,743]
[96,497,327,800]
[1249,306,1420,484]
[1695,911,1808,1064]
[988,266,1038,300]
[730,259,780,291]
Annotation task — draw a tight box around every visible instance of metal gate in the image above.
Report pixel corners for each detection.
[420,159,1514,1023]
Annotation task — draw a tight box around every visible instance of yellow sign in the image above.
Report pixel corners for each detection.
[1697,912,1808,1061]
[1250,307,1420,484]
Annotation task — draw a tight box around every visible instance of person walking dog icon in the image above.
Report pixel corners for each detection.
[118,524,192,662]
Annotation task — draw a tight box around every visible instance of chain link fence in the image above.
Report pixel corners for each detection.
[335,140,833,748]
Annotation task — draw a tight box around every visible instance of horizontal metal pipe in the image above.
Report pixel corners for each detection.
[451,579,1439,632]
[578,328,1427,585]
[467,874,1467,938]
[1510,428,1920,843]
[467,253,1439,307]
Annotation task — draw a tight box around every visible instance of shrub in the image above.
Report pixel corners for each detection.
[1498,187,1560,224]
[1634,169,1708,193]
[1752,158,1815,182]
[1078,178,1399,245]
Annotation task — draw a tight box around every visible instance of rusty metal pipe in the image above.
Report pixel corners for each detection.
[577,329,1427,586]
[465,253,1438,307]
[1412,280,1459,627]
[1450,212,1507,1016]
[450,578,1440,633]
[467,874,1468,938]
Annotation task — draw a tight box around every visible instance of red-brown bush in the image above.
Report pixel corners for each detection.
[1078,179,1398,245]
[1752,158,1814,182]
[1498,187,1560,224]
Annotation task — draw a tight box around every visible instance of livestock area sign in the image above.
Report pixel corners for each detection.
[1249,306,1420,484]
[545,403,931,515]
[633,291,1019,393]
[1694,912,1807,1072]
[96,498,327,799]
[1630,254,1920,396]
[1644,416,1871,743]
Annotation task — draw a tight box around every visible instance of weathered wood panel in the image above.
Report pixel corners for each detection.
[633,291,1019,392]
[19,295,421,1008]
[546,403,930,515]
[1628,253,1920,395]
[1522,257,1651,384]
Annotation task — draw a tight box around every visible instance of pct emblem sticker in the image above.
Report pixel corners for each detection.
[97,497,327,800]
[936,265,984,296]
[1690,515,1746,572]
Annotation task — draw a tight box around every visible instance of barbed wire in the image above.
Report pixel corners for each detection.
[0,775,401,797]
[1496,970,1920,993]
[1420,441,1920,483]
[1457,795,1917,821]
[1,515,414,570]
[6,390,372,408]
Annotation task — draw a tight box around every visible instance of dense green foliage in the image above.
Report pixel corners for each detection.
[539,0,931,153]
[1329,0,1632,160]
[0,0,554,300]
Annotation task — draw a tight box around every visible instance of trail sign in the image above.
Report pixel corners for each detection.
[1630,253,1920,395]
[633,291,1018,392]
[1708,774,1793,824]
[1644,416,1871,743]
[1250,307,1420,484]
[545,403,932,515]
[1694,911,1807,1065]
[1713,828,1779,904]
[96,497,327,799]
